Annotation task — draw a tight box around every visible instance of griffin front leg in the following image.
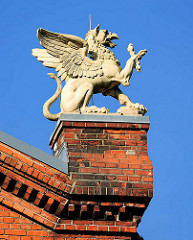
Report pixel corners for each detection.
[120,43,147,86]
[103,87,133,106]
[127,43,147,72]
[103,87,147,116]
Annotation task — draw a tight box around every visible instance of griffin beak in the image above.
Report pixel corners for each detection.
[107,32,119,48]
[110,33,119,40]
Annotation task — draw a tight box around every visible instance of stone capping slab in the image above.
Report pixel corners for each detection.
[0,130,68,173]
[50,113,150,143]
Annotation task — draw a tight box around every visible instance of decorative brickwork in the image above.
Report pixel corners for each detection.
[0,115,152,239]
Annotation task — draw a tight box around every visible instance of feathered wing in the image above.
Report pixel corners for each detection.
[32,48,61,68]
[32,28,103,81]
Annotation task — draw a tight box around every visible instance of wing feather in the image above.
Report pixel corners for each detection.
[58,68,66,77]
[37,28,85,56]
[61,72,67,81]
[56,63,62,72]
[37,57,60,63]
[33,28,104,81]
[42,62,59,68]
[32,48,62,69]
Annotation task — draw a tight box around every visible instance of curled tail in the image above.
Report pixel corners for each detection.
[43,73,62,121]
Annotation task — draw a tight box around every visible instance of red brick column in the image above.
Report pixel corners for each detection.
[49,114,153,239]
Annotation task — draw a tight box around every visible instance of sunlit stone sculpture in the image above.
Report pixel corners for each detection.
[32,25,147,121]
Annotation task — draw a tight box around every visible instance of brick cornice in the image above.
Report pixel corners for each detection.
[0,140,150,235]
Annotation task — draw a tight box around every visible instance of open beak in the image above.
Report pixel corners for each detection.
[110,33,119,40]
[106,32,119,48]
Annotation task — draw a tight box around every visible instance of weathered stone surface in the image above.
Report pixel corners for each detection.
[32,25,147,120]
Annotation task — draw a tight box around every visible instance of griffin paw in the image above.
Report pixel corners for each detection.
[81,106,109,114]
[117,103,147,116]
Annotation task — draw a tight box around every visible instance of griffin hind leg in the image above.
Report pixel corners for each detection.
[60,82,94,113]
[79,83,109,114]
[60,81,109,114]
[80,106,109,114]
[80,83,94,108]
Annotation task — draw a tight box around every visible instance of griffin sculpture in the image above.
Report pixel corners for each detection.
[32,25,147,121]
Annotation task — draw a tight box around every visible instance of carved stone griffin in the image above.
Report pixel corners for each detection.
[32,25,147,121]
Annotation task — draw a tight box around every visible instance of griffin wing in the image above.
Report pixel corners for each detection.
[32,28,103,81]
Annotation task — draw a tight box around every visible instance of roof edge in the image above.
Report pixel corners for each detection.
[0,130,67,174]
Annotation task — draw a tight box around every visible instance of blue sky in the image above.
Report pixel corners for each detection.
[1,0,193,239]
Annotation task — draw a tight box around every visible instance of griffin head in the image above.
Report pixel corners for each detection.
[86,24,119,48]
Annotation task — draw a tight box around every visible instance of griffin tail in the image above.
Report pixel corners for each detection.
[43,73,62,121]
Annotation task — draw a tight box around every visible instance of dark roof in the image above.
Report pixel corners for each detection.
[0,130,68,173]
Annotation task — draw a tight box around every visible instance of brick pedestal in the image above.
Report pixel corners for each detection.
[49,114,153,239]
[0,114,152,240]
